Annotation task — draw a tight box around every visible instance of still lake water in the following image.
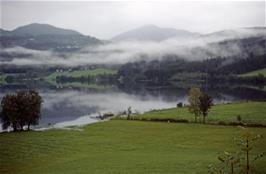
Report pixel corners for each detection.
[0,82,266,129]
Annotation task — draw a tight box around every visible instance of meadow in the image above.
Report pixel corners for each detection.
[1,102,266,174]
[1,120,266,174]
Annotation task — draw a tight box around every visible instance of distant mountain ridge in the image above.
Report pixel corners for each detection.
[0,29,12,36]
[111,25,200,42]
[11,23,82,36]
[0,23,102,51]
[0,23,265,52]
[111,25,266,42]
[203,27,266,40]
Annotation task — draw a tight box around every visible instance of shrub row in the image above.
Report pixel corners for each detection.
[116,116,266,128]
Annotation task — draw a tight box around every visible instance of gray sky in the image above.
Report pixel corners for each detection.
[0,1,265,39]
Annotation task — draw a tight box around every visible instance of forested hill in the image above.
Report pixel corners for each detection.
[117,54,266,83]
[117,36,266,84]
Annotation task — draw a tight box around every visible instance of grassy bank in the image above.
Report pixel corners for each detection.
[133,102,266,124]
[240,68,266,77]
[1,120,266,174]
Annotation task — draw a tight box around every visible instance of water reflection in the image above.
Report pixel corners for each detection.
[0,83,266,129]
[41,89,179,125]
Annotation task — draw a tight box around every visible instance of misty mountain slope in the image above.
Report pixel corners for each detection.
[11,23,82,36]
[204,27,266,41]
[117,53,266,84]
[0,24,265,67]
[205,36,266,59]
[111,25,266,43]
[111,25,200,42]
[0,29,12,36]
[117,35,266,84]
[0,23,102,51]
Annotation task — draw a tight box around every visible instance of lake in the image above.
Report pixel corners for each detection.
[0,82,266,130]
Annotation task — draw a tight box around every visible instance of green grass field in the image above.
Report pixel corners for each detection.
[134,102,266,124]
[1,120,266,174]
[45,68,117,82]
[240,68,266,77]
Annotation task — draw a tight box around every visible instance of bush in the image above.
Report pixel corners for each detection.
[236,115,242,123]
[216,121,227,125]
[177,102,183,108]
[228,122,243,126]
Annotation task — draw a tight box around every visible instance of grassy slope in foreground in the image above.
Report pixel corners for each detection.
[135,102,266,124]
[1,120,266,174]
[239,68,266,77]
[45,68,117,81]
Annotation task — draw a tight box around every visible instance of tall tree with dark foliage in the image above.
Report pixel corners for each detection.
[199,93,213,123]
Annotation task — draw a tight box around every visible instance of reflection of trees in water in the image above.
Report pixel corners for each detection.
[1,81,265,102]
[117,83,188,102]
[118,83,266,102]
[214,87,266,101]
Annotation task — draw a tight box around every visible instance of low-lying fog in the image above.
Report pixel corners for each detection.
[1,28,265,67]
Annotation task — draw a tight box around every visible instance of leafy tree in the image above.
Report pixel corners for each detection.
[0,90,42,131]
[199,93,213,123]
[0,94,19,131]
[188,87,202,122]
[23,90,42,130]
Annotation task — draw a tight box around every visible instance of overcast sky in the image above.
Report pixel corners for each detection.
[0,1,265,39]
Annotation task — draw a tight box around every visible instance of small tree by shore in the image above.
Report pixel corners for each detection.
[0,90,42,131]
